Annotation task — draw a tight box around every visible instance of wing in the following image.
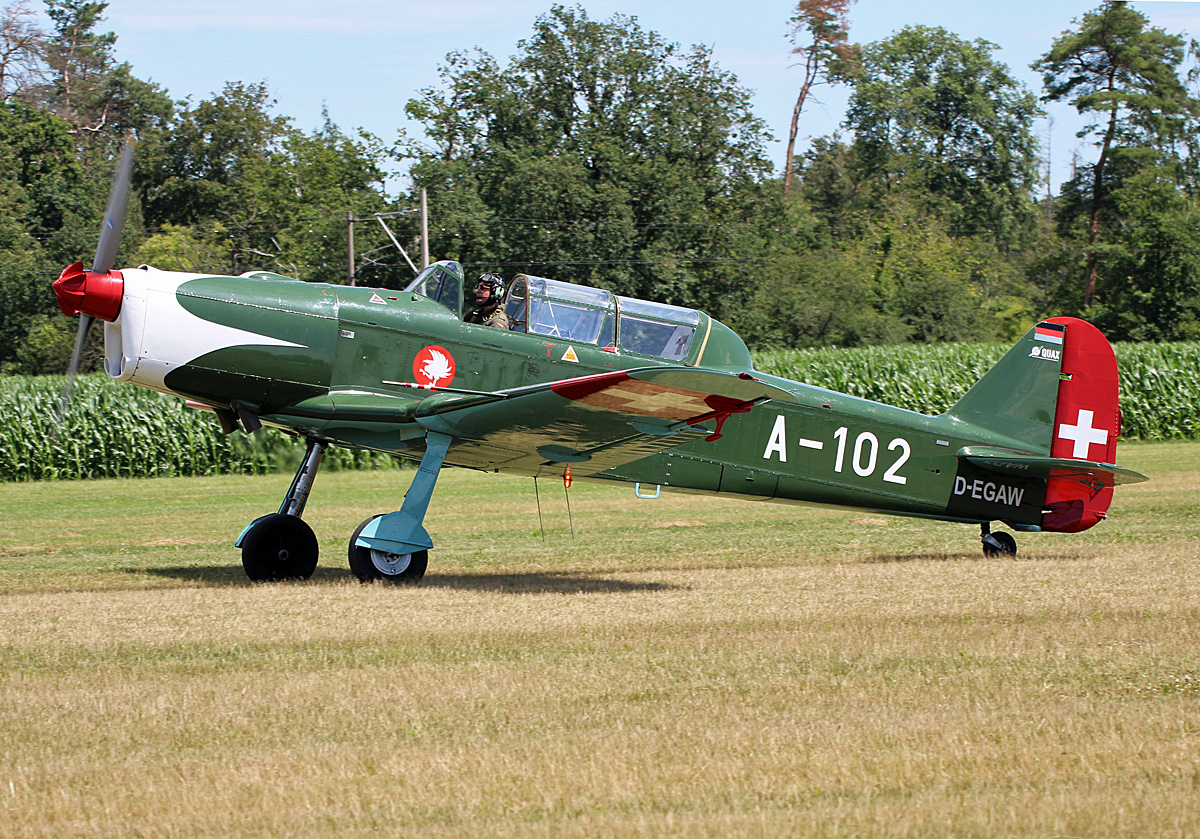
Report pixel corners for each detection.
[414,367,800,476]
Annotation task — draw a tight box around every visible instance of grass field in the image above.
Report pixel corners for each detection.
[1,442,1197,837]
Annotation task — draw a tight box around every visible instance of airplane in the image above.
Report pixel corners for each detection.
[51,142,1148,583]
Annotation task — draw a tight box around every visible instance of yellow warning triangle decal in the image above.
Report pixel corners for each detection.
[562,346,580,363]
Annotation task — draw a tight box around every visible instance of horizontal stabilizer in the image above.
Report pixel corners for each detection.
[958,446,1148,488]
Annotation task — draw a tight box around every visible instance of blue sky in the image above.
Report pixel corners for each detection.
[89,1,1200,191]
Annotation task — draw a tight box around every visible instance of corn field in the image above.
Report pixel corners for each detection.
[0,375,399,482]
[753,341,1200,440]
[2,341,1197,481]
[753,343,1003,416]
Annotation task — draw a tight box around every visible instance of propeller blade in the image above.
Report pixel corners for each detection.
[56,135,135,424]
[57,314,94,421]
[92,136,137,275]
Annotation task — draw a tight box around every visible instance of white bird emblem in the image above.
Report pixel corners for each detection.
[420,349,453,388]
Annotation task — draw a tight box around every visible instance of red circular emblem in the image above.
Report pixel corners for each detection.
[413,345,455,388]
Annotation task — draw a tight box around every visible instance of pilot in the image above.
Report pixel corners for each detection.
[464,273,509,329]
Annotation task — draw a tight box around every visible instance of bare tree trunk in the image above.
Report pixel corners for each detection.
[783,53,818,196]
[1084,91,1119,309]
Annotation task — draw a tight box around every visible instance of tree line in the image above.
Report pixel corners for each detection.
[1,0,1197,376]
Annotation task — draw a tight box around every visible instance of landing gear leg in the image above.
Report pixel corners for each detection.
[348,432,450,584]
[236,437,327,581]
[981,522,1017,558]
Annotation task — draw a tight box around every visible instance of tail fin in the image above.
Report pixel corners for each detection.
[945,318,1144,533]
[944,321,1069,452]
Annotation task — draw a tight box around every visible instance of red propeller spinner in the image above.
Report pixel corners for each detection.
[53,262,124,322]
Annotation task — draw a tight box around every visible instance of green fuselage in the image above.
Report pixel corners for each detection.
[154,273,1045,530]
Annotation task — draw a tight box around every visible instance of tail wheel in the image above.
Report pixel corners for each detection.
[982,530,1017,558]
[348,516,428,584]
[241,514,319,581]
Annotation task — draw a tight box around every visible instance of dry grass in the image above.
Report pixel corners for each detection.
[1,442,1198,837]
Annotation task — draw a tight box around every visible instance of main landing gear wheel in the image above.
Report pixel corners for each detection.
[240,514,319,581]
[348,516,428,585]
[981,530,1018,558]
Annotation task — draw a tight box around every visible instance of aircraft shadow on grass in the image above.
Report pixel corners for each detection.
[424,573,681,594]
[135,565,681,594]
[862,551,1092,564]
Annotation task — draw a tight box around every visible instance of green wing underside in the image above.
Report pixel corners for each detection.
[279,366,798,477]
[420,367,798,476]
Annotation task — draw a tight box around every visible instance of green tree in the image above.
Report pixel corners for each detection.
[860,192,1028,343]
[1034,0,1198,308]
[737,245,896,348]
[1088,168,1200,339]
[793,135,863,242]
[142,84,395,282]
[39,0,171,143]
[786,27,1044,345]
[845,25,1042,243]
[403,4,774,316]
[142,81,289,230]
[0,101,94,371]
[262,118,400,286]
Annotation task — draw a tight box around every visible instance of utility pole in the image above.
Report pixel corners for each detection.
[346,198,430,281]
[347,209,356,286]
[420,188,429,269]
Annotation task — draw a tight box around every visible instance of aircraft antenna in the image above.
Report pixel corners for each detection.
[563,480,575,542]
[532,477,546,544]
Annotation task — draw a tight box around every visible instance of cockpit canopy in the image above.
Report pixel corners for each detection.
[405,260,749,369]
[406,261,464,315]
[504,275,615,345]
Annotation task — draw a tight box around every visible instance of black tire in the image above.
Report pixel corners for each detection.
[241,514,319,581]
[348,516,428,585]
[982,530,1018,558]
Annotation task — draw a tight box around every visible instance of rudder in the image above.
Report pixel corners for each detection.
[1040,317,1120,532]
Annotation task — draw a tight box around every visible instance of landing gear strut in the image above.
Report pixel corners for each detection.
[236,437,327,581]
[981,522,1017,558]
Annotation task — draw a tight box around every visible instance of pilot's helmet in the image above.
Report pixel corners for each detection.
[476,273,505,298]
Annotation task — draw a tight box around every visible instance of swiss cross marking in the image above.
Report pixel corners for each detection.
[1057,408,1108,459]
